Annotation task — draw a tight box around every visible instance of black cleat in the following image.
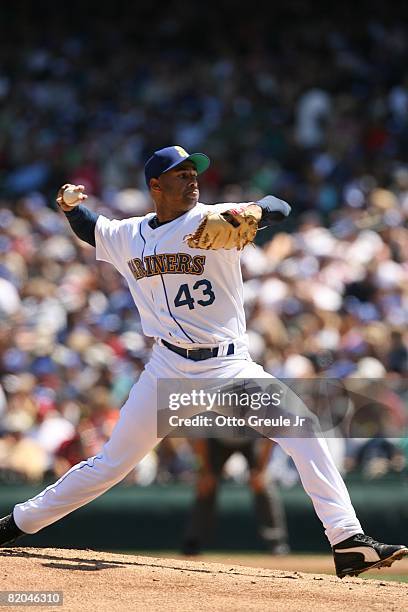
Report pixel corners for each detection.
[0,514,25,547]
[333,533,408,578]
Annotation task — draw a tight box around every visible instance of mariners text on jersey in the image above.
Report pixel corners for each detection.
[128,252,206,281]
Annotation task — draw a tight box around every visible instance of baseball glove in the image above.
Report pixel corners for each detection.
[184,204,262,250]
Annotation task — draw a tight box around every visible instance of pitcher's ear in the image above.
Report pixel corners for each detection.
[150,178,161,192]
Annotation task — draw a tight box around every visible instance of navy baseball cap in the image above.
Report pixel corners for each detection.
[144,145,210,186]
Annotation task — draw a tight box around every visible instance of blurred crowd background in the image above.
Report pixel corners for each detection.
[0,1,407,488]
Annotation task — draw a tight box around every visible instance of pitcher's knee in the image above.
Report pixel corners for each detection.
[94,452,134,485]
[74,453,129,488]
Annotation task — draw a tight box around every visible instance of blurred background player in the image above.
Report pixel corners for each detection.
[182,438,289,556]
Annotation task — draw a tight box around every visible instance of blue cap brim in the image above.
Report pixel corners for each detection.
[163,153,210,176]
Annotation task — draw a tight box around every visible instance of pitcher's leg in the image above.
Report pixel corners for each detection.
[228,359,362,546]
[13,370,160,534]
[276,435,361,546]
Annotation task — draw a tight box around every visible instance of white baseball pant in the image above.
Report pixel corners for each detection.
[14,342,362,546]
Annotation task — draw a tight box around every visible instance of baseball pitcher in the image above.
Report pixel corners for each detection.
[0,146,406,578]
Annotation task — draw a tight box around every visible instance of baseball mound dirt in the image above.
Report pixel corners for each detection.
[0,548,407,612]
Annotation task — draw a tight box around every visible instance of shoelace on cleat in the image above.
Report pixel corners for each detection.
[352,534,382,547]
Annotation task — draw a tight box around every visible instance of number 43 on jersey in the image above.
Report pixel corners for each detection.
[174,279,215,310]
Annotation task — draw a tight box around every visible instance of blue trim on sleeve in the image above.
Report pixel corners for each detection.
[64,205,99,247]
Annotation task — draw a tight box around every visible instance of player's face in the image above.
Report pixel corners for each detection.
[156,162,199,210]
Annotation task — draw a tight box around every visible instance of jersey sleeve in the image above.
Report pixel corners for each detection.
[95,215,140,274]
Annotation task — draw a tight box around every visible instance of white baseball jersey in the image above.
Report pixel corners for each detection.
[13,203,363,546]
[95,202,247,346]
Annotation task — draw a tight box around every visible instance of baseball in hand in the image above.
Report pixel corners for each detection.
[62,185,84,207]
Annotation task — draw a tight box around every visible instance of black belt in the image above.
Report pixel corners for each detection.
[162,339,234,361]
